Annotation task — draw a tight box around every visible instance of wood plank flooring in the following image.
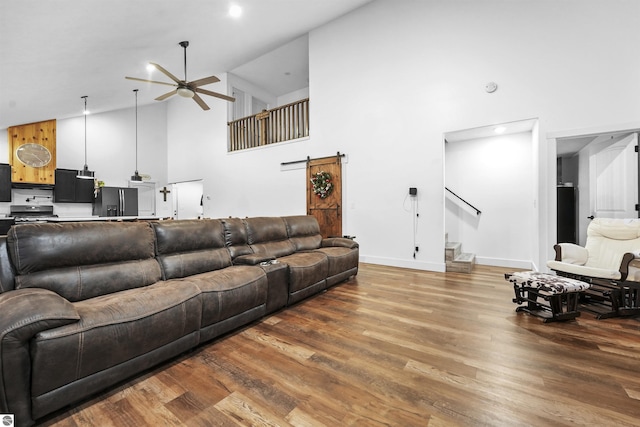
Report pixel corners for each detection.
[38,263,640,426]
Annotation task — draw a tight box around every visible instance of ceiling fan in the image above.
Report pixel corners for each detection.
[125,41,235,110]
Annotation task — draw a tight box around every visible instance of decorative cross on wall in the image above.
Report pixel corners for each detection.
[159,186,171,202]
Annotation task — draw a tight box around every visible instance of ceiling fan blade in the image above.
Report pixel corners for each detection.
[125,76,177,87]
[189,75,220,87]
[155,90,177,101]
[192,93,210,110]
[195,88,236,102]
[149,62,182,84]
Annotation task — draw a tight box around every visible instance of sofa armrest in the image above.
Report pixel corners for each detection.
[322,237,359,249]
[234,253,276,266]
[553,243,588,265]
[0,288,79,423]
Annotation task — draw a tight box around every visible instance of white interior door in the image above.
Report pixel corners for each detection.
[174,180,204,219]
[129,181,156,217]
[590,133,638,219]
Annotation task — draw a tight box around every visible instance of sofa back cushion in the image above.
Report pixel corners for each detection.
[283,215,322,251]
[7,222,161,302]
[152,219,232,279]
[585,218,640,269]
[244,217,295,257]
[222,217,253,259]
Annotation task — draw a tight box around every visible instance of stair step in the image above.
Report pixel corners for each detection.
[446,252,476,273]
[444,241,461,261]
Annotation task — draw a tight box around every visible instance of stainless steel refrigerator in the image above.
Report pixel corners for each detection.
[93,187,138,217]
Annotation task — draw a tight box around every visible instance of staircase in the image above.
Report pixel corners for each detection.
[445,233,475,273]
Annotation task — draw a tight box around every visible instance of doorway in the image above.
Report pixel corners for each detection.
[556,130,639,245]
[444,118,538,269]
[156,180,204,220]
[129,181,156,217]
[307,156,342,238]
[173,180,204,219]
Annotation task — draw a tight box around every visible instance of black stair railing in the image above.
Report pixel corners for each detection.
[445,187,481,216]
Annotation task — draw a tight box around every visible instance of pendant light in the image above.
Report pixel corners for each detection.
[76,95,95,179]
[130,89,142,181]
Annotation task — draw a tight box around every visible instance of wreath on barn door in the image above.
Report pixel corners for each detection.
[310,171,333,199]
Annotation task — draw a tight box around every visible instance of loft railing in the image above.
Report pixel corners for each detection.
[228,98,309,152]
[445,187,482,216]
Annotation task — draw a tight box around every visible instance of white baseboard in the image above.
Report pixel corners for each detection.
[359,255,535,272]
[475,256,534,270]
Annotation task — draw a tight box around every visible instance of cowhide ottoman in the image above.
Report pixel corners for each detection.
[505,271,591,323]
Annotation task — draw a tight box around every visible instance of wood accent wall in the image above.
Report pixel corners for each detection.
[8,119,57,185]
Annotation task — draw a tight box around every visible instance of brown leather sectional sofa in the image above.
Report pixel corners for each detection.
[0,215,358,426]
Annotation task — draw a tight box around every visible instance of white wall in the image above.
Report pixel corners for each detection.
[445,132,534,268]
[56,103,168,187]
[278,88,309,106]
[167,73,314,218]
[308,0,640,271]
[164,0,640,272]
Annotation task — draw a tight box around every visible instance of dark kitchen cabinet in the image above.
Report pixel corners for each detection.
[0,163,11,202]
[54,169,95,203]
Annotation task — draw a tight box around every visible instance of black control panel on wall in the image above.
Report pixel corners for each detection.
[409,187,417,196]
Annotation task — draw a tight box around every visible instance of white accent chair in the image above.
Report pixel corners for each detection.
[547,218,640,319]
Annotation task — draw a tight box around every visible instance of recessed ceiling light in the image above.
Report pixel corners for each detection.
[146,63,156,72]
[229,5,242,18]
[494,126,506,134]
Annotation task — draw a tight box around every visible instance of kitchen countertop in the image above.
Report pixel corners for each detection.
[44,216,163,222]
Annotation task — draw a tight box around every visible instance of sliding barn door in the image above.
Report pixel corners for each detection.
[307,156,342,238]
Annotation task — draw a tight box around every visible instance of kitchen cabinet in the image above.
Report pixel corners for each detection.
[8,119,56,185]
[0,163,11,202]
[54,169,95,203]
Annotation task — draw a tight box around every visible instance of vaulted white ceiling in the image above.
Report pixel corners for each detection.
[0,0,372,129]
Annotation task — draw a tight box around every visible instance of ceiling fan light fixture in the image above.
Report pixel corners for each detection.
[125,41,234,110]
[177,87,195,98]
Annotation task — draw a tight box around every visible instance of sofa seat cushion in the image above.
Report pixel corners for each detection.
[315,246,359,278]
[279,252,329,293]
[546,260,622,280]
[30,280,202,398]
[186,265,268,327]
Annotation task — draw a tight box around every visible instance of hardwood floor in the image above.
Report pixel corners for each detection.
[39,263,640,426]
